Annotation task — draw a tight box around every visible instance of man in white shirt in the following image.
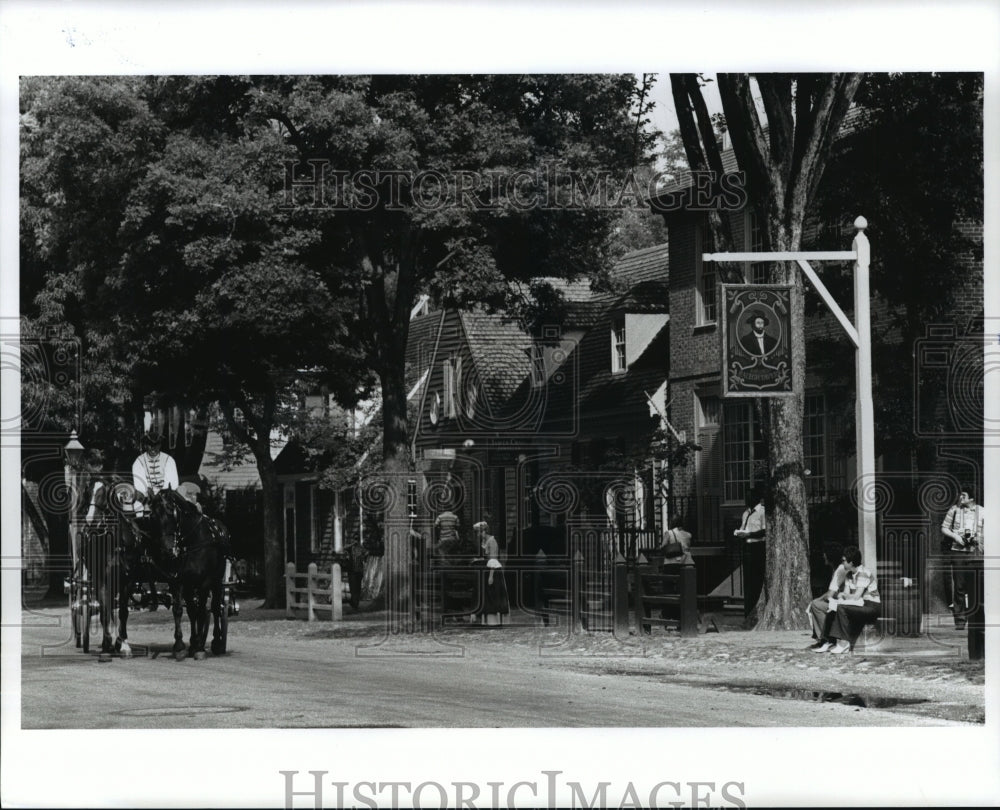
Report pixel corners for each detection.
[132,432,179,516]
[940,485,984,630]
[734,487,766,621]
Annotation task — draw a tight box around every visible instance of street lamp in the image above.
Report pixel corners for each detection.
[63,430,85,570]
[63,430,84,467]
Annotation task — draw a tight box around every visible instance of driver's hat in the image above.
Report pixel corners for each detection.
[140,431,163,450]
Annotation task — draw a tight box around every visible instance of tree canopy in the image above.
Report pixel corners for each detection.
[21,73,658,610]
[809,72,984,465]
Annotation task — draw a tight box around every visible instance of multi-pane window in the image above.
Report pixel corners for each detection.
[701,267,718,322]
[698,394,720,427]
[722,400,766,503]
[803,394,826,494]
[747,210,769,284]
[696,224,717,325]
[611,316,626,372]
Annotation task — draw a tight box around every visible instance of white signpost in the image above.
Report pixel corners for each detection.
[703,217,876,571]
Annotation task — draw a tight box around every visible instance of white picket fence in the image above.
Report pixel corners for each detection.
[285,562,343,621]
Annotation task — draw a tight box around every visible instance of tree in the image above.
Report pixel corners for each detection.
[21,76,373,607]
[22,75,656,614]
[810,73,984,472]
[257,74,655,616]
[671,73,863,629]
[20,76,166,452]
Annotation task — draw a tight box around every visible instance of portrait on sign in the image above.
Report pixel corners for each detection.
[721,285,794,396]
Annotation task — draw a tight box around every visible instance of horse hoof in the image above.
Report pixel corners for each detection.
[193,650,207,661]
[174,650,187,661]
[118,641,132,658]
[211,641,225,655]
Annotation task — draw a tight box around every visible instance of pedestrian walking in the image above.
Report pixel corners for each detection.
[473,520,508,625]
[661,515,695,567]
[433,508,464,560]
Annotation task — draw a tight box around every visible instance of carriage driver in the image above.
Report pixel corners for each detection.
[131,432,179,516]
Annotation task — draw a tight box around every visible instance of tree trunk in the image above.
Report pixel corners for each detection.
[361,234,417,621]
[754,222,812,629]
[671,72,862,628]
[379,353,413,620]
[220,394,285,608]
[255,452,284,609]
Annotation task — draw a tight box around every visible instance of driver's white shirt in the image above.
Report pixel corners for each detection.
[132,451,179,513]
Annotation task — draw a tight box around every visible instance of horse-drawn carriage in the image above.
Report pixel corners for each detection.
[66,476,238,659]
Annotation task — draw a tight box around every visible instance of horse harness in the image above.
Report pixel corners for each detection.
[158,495,230,559]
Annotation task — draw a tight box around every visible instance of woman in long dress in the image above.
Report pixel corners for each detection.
[473,521,509,625]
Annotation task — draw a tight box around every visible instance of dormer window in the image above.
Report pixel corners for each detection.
[611,316,626,373]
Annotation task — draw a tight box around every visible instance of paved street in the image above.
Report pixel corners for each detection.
[18,603,983,729]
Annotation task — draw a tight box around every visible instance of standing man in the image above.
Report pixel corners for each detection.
[735,487,766,621]
[940,485,984,630]
[132,432,179,516]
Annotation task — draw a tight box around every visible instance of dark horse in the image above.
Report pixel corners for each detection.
[81,475,146,655]
[147,489,230,659]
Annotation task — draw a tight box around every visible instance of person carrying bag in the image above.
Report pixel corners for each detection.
[660,516,694,566]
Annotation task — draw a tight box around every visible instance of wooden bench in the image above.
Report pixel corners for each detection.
[635,562,698,637]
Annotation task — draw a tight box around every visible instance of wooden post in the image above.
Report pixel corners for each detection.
[331,563,343,622]
[853,217,877,571]
[613,552,629,636]
[679,563,698,637]
[635,552,649,634]
[285,562,296,618]
[307,562,317,621]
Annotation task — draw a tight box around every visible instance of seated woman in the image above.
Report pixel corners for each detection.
[814,545,880,654]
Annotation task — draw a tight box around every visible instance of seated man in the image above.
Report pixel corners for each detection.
[813,545,881,654]
[806,541,846,649]
[131,432,179,517]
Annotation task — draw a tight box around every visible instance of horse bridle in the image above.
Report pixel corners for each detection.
[155,492,224,558]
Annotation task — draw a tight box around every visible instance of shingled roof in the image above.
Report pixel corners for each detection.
[459,310,533,406]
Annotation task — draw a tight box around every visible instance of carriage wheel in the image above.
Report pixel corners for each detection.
[219,583,230,653]
[71,591,82,648]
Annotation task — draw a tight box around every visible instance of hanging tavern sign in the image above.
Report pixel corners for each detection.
[721,284,795,397]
